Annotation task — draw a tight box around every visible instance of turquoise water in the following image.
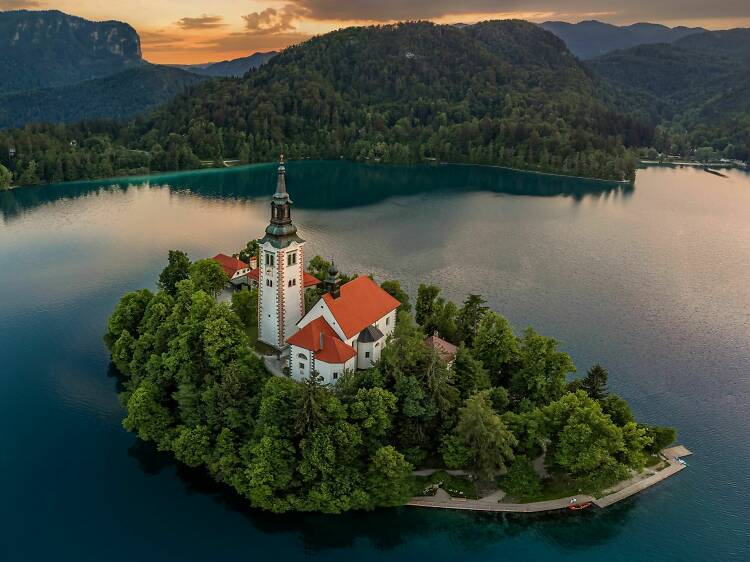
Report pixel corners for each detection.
[1,162,748,561]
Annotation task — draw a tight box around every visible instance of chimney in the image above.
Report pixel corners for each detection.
[319,332,325,350]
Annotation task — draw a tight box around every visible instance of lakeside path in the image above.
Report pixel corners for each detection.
[406,446,692,514]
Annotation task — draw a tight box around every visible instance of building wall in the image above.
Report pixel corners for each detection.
[314,356,356,385]
[258,240,305,348]
[289,344,312,379]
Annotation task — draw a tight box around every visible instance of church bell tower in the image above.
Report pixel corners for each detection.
[258,155,306,348]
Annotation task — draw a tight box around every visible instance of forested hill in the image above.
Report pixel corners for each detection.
[0,10,143,94]
[137,20,649,181]
[0,65,207,129]
[0,20,652,187]
[542,20,705,59]
[588,28,750,161]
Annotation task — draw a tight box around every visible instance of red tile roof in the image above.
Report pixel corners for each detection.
[248,268,260,282]
[425,334,458,362]
[322,276,401,339]
[287,317,357,364]
[212,254,249,278]
[303,272,321,287]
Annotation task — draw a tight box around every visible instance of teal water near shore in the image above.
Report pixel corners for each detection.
[1,162,748,561]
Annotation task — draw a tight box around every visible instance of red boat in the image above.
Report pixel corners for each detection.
[567,502,592,511]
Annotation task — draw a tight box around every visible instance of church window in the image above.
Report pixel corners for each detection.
[287,252,297,266]
[299,363,305,371]
[265,253,275,267]
[298,353,307,359]
[333,372,339,380]
[386,316,390,326]
[365,351,370,358]
[266,279,273,287]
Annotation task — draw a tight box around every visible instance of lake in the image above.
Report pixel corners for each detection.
[1,161,748,562]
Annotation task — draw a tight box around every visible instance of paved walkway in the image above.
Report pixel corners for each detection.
[407,446,692,514]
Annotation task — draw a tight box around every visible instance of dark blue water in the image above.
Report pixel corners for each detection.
[1,162,748,561]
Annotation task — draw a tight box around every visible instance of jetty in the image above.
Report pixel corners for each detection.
[406,446,692,514]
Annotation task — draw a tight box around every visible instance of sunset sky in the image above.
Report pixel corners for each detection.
[3,0,749,63]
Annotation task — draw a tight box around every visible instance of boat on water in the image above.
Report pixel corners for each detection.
[567,502,592,511]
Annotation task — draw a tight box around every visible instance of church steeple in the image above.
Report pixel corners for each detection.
[264,154,300,243]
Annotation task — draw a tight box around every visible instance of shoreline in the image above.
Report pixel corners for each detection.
[406,445,691,514]
[2,158,634,194]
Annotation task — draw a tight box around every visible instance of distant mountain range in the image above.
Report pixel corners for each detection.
[0,9,144,94]
[541,20,706,59]
[172,52,277,78]
[588,28,750,140]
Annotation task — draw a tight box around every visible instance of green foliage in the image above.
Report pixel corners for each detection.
[0,164,11,189]
[472,312,519,387]
[108,252,670,512]
[452,391,517,480]
[189,259,228,298]
[158,250,191,295]
[380,280,411,313]
[511,327,575,408]
[503,455,541,498]
[452,345,491,399]
[581,363,609,400]
[415,284,441,327]
[237,240,259,265]
[456,294,488,346]
[643,425,677,454]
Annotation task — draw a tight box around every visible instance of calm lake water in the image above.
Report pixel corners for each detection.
[1,162,748,562]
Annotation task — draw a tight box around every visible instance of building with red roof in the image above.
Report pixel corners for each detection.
[287,269,400,383]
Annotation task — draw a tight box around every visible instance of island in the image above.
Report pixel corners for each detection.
[105,159,682,514]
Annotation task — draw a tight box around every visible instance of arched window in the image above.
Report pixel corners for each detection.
[298,353,307,360]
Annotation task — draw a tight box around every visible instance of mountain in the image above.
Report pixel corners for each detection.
[588,29,750,160]
[0,20,655,187]
[541,20,706,59]
[136,20,647,180]
[0,65,207,129]
[0,9,143,94]
[173,51,277,77]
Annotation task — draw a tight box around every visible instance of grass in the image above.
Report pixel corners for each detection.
[413,471,480,500]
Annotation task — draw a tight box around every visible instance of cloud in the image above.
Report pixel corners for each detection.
[0,0,42,8]
[242,4,305,35]
[175,14,226,30]
[285,0,750,24]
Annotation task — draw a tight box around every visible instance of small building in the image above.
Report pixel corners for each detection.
[212,253,253,303]
[288,271,400,384]
[425,333,458,367]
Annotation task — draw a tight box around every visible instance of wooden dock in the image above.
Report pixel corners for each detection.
[406,446,692,514]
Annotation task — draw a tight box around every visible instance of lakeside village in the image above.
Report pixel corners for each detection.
[106,157,690,514]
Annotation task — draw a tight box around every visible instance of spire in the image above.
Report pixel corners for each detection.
[274,153,288,200]
[324,261,340,299]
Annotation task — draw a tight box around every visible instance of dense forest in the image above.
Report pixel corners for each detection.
[0,20,650,188]
[589,29,750,161]
[104,251,675,513]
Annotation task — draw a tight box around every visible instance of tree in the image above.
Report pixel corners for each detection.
[122,381,174,448]
[456,294,488,345]
[366,446,413,507]
[453,390,517,479]
[238,239,259,264]
[472,312,519,387]
[158,250,191,295]
[511,327,575,408]
[189,259,228,298]
[600,394,633,426]
[380,280,411,313]
[0,164,11,189]
[452,345,490,399]
[295,373,328,435]
[231,286,258,330]
[17,160,40,186]
[643,425,677,454]
[581,363,608,400]
[415,284,440,327]
[503,455,541,498]
[308,255,332,280]
[348,387,398,451]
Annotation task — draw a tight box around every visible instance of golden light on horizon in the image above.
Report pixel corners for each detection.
[12,1,750,64]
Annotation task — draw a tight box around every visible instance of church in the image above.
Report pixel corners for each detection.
[256,157,400,384]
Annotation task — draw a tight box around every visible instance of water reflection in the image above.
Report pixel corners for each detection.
[126,437,633,555]
[0,161,633,222]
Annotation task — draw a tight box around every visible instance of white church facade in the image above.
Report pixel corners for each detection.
[256,157,400,384]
